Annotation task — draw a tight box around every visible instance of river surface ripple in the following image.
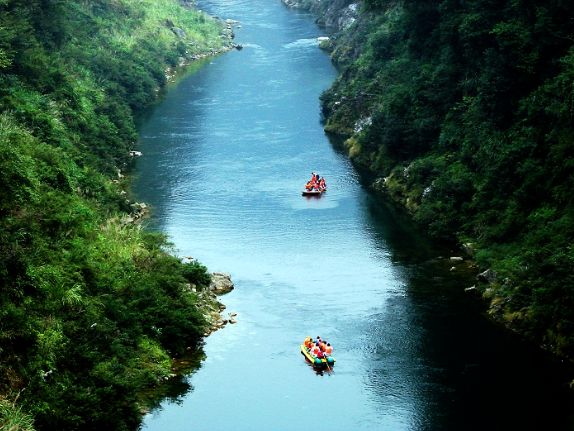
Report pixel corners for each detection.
[132,0,574,429]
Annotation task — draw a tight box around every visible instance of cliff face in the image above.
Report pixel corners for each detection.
[281,0,360,32]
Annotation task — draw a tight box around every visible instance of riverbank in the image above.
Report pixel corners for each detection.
[163,18,243,84]
[0,1,241,429]
[285,0,574,369]
[136,271,236,416]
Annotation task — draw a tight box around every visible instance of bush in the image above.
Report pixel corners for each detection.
[180,261,212,289]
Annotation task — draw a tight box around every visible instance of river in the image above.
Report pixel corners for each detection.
[132,0,574,429]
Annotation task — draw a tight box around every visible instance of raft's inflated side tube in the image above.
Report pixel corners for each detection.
[314,358,323,366]
[326,357,335,365]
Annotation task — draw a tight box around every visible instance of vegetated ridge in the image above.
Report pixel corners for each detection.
[0,0,235,429]
[289,0,574,368]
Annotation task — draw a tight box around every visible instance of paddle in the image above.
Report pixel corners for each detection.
[319,346,330,371]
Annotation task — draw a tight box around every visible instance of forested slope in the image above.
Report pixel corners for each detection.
[0,1,233,429]
[318,0,574,362]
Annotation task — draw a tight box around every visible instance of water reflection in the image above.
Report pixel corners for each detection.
[359,246,574,430]
[139,350,206,415]
[142,377,195,413]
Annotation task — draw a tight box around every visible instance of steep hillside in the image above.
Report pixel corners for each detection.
[317,0,574,362]
[0,0,234,429]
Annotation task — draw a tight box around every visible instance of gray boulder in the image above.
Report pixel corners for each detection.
[209,272,234,293]
[171,27,187,38]
[462,243,476,255]
[477,269,498,284]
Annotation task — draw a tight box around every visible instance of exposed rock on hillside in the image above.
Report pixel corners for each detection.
[281,0,360,32]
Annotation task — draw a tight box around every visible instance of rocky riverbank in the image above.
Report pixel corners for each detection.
[164,17,244,84]
[131,12,243,342]
[136,270,237,415]
[201,271,237,336]
[0,0,250,428]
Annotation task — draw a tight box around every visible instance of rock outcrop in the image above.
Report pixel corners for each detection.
[477,269,499,284]
[281,0,360,32]
[171,27,187,38]
[209,272,234,293]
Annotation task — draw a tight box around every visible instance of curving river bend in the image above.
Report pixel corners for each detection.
[132,0,574,429]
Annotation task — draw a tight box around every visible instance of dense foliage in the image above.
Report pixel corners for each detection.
[0,0,229,429]
[320,0,574,359]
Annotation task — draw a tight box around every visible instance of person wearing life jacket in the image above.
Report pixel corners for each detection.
[316,349,325,360]
[325,343,333,355]
[312,342,321,357]
[304,336,312,349]
[320,340,326,352]
[319,177,326,189]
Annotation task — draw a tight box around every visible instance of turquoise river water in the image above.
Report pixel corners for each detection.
[132,0,574,429]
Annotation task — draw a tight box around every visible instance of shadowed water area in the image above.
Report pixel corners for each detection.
[132,0,574,429]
